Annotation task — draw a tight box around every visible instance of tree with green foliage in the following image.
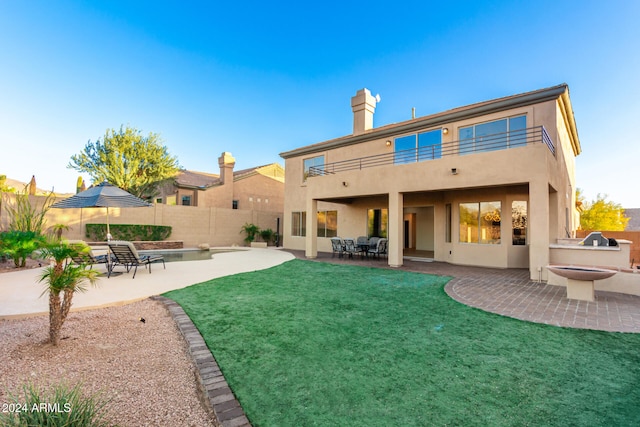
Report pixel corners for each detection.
[67,125,180,199]
[577,190,629,231]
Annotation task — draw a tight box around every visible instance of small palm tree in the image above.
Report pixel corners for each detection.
[38,242,99,346]
[240,223,260,245]
[49,223,70,240]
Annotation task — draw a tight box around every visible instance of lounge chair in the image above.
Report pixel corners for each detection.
[68,241,111,270]
[330,237,345,258]
[107,240,165,278]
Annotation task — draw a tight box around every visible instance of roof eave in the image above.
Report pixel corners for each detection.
[558,89,582,156]
[280,84,569,159]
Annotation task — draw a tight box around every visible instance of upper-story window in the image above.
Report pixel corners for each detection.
[303,155,324,181]
[394,129,442,164]
[459,115,526,155]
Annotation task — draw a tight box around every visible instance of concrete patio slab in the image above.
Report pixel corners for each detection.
[0,248,295,319]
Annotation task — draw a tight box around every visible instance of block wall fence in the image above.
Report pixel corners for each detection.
[0,194,282,247]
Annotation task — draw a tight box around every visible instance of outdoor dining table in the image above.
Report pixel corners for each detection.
[356,243,370,258]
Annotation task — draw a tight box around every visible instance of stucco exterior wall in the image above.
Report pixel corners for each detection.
[281,85,580,278]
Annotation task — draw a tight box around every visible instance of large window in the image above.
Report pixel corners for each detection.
[459,202,501,244]
[367,208,388,238]
[292,211,306,237]
[512,201,527,245]
[394,129,442,164]
[317,210,337,238]
[292,210,338,237]
[459,115,526,154]
[303,155,324,181]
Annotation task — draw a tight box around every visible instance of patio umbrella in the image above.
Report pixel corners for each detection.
[50,181,151,240]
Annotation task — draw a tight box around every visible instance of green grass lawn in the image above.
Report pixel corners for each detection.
[164,259,640,426]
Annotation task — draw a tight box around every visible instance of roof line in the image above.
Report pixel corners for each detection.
[280,84,570,159]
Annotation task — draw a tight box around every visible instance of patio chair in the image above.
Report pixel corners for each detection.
[368,238,388,259]
[330,237,345,258]
[368,237,380,251]
[68,241,111,270]
[343,238,358,258]
[107,240,165,279]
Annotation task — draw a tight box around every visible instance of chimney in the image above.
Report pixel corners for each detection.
[351,88,378,135]
[218,152,236,185]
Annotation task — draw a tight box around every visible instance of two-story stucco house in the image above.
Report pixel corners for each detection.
[280,84,581,281]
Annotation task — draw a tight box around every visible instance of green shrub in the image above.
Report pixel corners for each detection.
[0,382,116,427]
[0,230,45,267]
[85,224,171,241]
[259,228,275,244]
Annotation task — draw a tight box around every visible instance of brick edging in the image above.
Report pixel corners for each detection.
[152,296,251,427]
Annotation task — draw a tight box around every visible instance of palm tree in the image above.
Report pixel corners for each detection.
[38,242,99,346]
[240,223,260,245]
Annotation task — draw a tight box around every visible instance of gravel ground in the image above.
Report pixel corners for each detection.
[0,298,217,426]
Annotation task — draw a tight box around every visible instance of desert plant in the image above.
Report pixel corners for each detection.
[259,228,275,245]
[0,382,115,427]
[76,176,85,194]
[49,223,70,240]
[240,223,260,244]
[0,230,45,267]
[5,188,55,233]
[39,241,99,345]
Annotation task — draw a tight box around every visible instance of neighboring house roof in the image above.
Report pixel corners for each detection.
[280,83,581,159]
[173,163,284,190]
[624,208,640,231]
[234,164,285,183]
[174,170,220,188]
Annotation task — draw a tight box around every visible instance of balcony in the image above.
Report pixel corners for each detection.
[309,126,554,177]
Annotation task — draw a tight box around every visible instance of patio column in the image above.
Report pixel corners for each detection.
[305,198,318,259]
[529,180,550,281]
[388,191,404,268]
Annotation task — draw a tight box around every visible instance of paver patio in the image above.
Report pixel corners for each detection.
[287,250,640,333]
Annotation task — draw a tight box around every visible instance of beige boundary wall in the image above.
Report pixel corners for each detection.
[0,194,282,248]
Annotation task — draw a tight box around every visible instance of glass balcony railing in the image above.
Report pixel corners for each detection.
[309,126,554,177]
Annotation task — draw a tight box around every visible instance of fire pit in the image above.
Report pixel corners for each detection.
[547,265,617,301]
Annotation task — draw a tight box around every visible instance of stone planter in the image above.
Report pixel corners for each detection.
[250,242,267,248]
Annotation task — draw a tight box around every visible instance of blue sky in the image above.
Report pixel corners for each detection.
[1,1,638,207]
